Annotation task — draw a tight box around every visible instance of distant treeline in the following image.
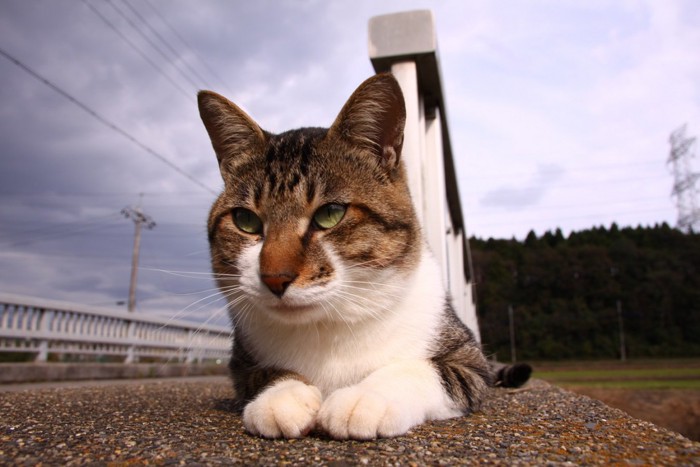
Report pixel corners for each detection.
[472,223,700,361]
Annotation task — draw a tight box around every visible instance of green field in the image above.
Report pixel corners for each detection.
[533,360,700,389]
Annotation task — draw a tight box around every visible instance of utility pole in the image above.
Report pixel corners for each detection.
[616,300,626,362]
[610,267,626,361]
[508,305,516,363]
[122,195,156,312]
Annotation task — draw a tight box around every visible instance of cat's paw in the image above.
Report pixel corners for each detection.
[243,379,322,438]
[318,386,410,440]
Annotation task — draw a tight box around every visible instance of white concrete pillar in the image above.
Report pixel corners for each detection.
[423,109,449,286]
[391,61,425,227]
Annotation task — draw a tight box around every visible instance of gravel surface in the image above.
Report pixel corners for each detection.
[1,377,698,465]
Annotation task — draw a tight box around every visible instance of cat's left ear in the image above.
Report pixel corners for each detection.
[328,73,406,169]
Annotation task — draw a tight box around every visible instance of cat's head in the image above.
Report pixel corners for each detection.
[198,74,421,326]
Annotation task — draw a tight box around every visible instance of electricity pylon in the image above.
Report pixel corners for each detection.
[122,195,156,312]
[668,125,699,233]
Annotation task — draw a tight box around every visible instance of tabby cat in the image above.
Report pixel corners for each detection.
[198,73,528,440]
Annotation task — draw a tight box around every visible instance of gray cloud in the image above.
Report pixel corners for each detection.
[480,164,566,210]
[0,0,386,319]
[0,0,695,320]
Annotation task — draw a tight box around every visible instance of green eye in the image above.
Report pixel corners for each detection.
[313,203,346,230]
[232,208,263,235]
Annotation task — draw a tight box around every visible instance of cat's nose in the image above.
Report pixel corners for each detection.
[261,273,297,298]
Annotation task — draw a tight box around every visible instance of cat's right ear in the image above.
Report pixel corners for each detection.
[197,91,265,170]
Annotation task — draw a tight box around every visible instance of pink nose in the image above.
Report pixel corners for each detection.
[261,273,297,298]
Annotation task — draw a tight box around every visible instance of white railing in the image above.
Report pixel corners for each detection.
[369,11,480,340]
[0,292,231,364]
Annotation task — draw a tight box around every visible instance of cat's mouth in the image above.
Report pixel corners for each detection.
[260,300,329,325]
[268,302,317,313]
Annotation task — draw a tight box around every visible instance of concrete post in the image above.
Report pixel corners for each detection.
[125,320,136,364]
[369,10,481,340]
[391,61,425,226]
[36,307,50,362]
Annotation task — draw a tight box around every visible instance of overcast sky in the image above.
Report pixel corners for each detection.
[1,0,698,322]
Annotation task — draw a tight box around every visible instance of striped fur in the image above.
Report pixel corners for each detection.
[198,74,522,440]
[430,305,492,412]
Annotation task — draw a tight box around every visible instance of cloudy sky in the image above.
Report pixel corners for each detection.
[1,0,698,322]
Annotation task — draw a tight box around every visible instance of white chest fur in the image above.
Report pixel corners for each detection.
[236,247,446,396]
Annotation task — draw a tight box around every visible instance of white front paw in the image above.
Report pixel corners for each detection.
[243,379,322,438]
[318,386,410,440]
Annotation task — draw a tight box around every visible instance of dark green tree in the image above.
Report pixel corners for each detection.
[472,224,700,360]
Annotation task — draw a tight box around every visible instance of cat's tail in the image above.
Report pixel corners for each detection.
[492,362,532,388]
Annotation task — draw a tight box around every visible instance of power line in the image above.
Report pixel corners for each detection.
[81,0,194,102]
[470,206,672,228]
[463,161,666,185]
[2,216,125,248]
[142,0,233,94]
[0,190,212,198]
[119,0,215,90]
[472,198,670,217]
[1,211,124,238]
[467,158,664,176]
[1,249,207,265]
[464,172,668,188]
[0,46,217,195]
[462,174,670,198]
[0,250,131,263]
[104,0,202,91]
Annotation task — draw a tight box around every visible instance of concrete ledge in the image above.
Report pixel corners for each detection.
[1,378,697,464]
[0,363,227,384]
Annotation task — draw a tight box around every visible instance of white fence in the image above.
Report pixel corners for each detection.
[369,11,480,340]
[0,292,231,364]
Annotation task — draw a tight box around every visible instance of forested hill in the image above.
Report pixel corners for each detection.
[471,223,700,361]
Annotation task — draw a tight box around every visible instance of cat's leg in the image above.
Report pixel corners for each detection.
[317,359,485,440]
[242,376,322,438]
[231,337,322,438]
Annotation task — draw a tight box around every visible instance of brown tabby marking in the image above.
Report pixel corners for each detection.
[202,75,420,296]
[197,73,530,439]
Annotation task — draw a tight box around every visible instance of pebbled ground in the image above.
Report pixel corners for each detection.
[1,377,698,465]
